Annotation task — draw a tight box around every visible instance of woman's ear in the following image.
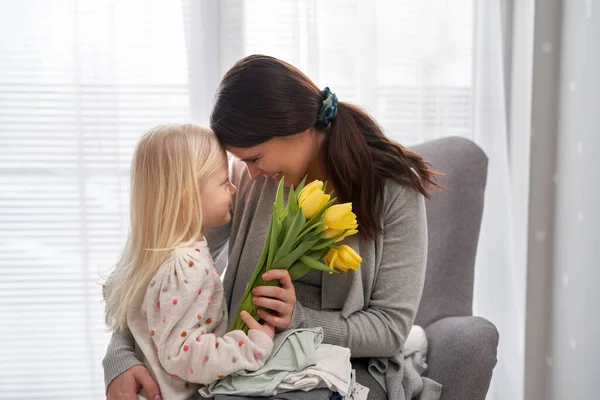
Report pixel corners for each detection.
[291,128,323,145]
[307,127,326,149]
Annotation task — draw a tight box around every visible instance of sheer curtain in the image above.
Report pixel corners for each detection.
[0,1,523,398]
[188,0,474,143]
[473,1,526,399]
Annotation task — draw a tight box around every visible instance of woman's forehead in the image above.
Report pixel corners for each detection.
[225,135,303,161]
[224,144,258,157]
[225,140,274,159]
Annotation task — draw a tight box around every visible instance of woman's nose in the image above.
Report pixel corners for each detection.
[229,182,237,195]
[245,163,262,180]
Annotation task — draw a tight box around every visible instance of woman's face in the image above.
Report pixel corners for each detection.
[225,130,323,187]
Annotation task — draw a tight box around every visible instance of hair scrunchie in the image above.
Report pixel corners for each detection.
[317,87,338,128]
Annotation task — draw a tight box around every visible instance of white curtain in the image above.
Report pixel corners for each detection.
[188,0,475,143]
[0,1,524,398]
[473,1,526,400]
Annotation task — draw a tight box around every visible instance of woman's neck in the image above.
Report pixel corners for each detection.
[306,159,328,183]
[304,144,338,202]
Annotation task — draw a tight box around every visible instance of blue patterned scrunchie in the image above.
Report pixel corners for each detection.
[316,87,338,128]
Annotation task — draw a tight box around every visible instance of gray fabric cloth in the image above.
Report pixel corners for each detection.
[402,341,442,400]
[353,359,387,400]
[201,328,323,397]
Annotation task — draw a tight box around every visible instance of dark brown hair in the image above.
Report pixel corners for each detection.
[210,55,439,239]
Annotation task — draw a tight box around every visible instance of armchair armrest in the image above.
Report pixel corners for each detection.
[425,316,499,400]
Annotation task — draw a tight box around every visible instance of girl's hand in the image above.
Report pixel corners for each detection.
[251,269,296,330]
[241,310,275,339]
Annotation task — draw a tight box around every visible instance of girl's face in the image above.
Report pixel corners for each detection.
[224,129,323,187]
[200,158,237,228]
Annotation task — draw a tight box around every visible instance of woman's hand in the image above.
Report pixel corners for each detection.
[107,365,161,400]
[251,269,297,330]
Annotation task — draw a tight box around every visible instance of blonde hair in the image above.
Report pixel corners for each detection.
[104,124,225,332]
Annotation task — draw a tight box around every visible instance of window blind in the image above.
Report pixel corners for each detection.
[0,1,191,398]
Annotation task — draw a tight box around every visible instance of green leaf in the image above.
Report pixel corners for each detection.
[304,197,336,230]
[267,211,283,269]
[273,208,307,266]
[312,237,342,250]
[299,254,337,273]
[311,228,352,250]
[295,175,308,194]
[288,184,299,215]
[255,222,272,273]
[295,221,324,244]
[306,249,328,260]
[282,187,292,221]
[229,262,269,331]
[275,177,285,216]
[282,206,293,234]
[288,260,312,280]
[272,237,320,270]
[282,184,299,235]
[302,225,328,243]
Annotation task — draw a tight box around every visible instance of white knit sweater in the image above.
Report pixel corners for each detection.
[127,240,273,400]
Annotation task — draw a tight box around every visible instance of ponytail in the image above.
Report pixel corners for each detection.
[325,101,440,239]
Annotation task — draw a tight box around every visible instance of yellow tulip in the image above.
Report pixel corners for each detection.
[298,180,323,203]
[323,203,357,231]
[298,180,330,219]
[322,226,359,242]
[323,245,362,272]
[336,245,362,271]
[323,247,338,271]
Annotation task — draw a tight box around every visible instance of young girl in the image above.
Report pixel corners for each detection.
[103,124,274,400]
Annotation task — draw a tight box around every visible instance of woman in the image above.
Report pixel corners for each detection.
[104,55,438,400]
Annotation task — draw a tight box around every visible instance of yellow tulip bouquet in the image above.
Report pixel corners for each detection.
[229,177,362,333]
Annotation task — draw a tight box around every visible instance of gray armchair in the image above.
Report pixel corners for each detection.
[410,137,499,400]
